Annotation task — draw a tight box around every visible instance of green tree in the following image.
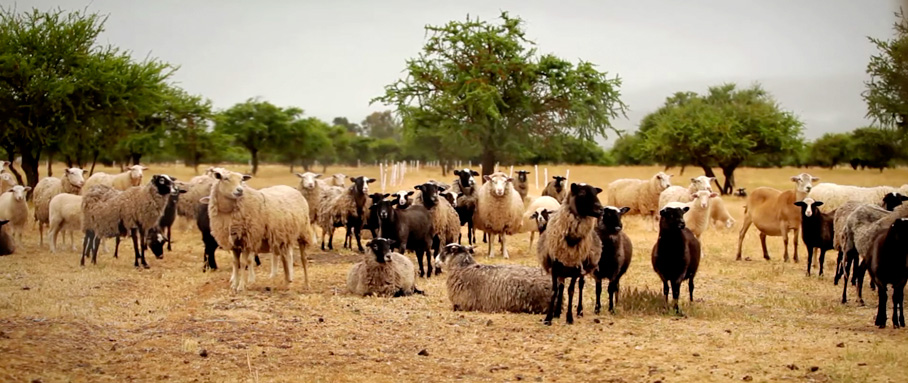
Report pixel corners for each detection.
[374,12,627,176]
[277,117,333,172]
[864,11,908,129]
[639,84,803,194]
[214,99,301,175]
[848,126,902,171]
[362,111,401,140]
[332,117,363,136]
[610,134,652,166]
[808,133,852,168]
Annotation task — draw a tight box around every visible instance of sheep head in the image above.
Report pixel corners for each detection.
[351,176,375,197]
[690,190,719,209]
[454,169,479,189]
[566,183,603,218]
[6,185,30,202]
[654,172,672,190]
[882,192,908,211]
[64,168,86,188]
[435,243,475,270]
[600,206,630,234]
[483,172,513,198]
[151,175,178,196]
[367,238,395,263]
[790,173,819,193]
[794,197,824,218]
[128,165,148,184]
[392,190,414,208]
[689,176,714,191]
[516,170,530,183]
[295,172,321,190]
[414,182,442,208]
[552,176,567,192]
[331,173,348,187]
[530,208,553,233]
[213,170,252,199]
[659,206,689,230]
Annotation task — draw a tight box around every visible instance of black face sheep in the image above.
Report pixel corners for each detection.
[734,188,747,197]
[514,170,530,201]
[342,176,376,252]
[196,201,219,271]
[537,183,604,325]
[377,198,435,277]
[864,218,908,328]
[652,206,701,314]
[391,190,415,210]
[414,182,461,266]
[435,243,552,313]
[882,192,908,212]
[793,197,835,276]
[146,227,167,259]
[542,175,568,202]
[156,183,188,253]
[475,172,525,259]
[364,193,387,239]
[451,168,480,245]
[347,238,422,297]
[316,175,374,252]
[594,206,633,314]
[0,220,13,256]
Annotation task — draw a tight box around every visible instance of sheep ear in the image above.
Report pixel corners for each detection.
[709,192,718,198]
[789,176,800,182]
[23,186,31,193]
[506,177,513,183]
[811,177,820,182]
[366,178,376,184]
[793,201,805,207]
[214,172,223,180]
[295,173,305,179]
[382,193,390,198]
[406,191,414,197]
[414,185,422,191]
[594,187,602,195]
[390,199,399,206]
[454,170,461,176]
[570,183,579,194]
[314,173,322,178]
[813,201,824,207]
[141,166,149,170]
[690,177,697,183]
[179,189,188,194]
[710,177,716,182]
[619,207,630,215]
[682,206,690,213]
[901,195,908,201]
[199,197,211,204]
[482,175,491,182]
[242,175,253,181]
[471,170,479,176]
[439,186,447,192]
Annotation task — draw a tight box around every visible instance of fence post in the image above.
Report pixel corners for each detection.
[535,164,539,191]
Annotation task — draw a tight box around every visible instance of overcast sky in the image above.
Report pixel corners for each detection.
[18,0,904,146]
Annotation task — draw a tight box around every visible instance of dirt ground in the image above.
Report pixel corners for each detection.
[1,164,907,383]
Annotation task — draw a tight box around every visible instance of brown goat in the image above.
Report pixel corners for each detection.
[735,173,818,262]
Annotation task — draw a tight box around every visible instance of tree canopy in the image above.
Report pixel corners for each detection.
[864,11,908,130]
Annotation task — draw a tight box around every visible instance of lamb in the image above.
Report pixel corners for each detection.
[607,172,673,231]
[652,206,701,314]
[376,199,434,277]
[537,183,604,325]
[316,176,374,252]
[326,173,347,187]
[33,167,86,245]
[414,182,461,264]
[864,218,908,329]
[451,169,480,245]
[793,197,835,276]
[47,193,83,253]
[0,185,31,244]
[81,165,148,194]
[205,169,312,292]
[542,175,568,202]
[155,183,188,252]
[518,196,561,248]
[0,173,16,193]
[593,206,633,314]
[435,243,551,313]
[663,190,719,240]
[347,238,422,297]
[735,173,818,262]
[514,170,531,202]
[80,175,177,268]
[0,220,13,256]
[195,201,219,271]
[807,183,902,213]
[362,193,387,239]
[474,172,525,259]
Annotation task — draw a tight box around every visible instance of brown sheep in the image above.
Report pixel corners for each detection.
[735,173,818,262]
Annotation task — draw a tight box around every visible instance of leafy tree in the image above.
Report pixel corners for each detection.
[610,134,652,166]
[362,111,401,140]
[639,84,803,194]
[214,99,301,175]
[332,117,363,136]
[276,117,333,172]
[864,10,908,129]
[374,12,627,176]
[848,126,902,171]
[808,133,852,168]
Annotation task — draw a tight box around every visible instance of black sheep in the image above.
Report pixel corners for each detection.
[652,206,701,314]
[153,186,187,254]
[794,198,835,276]
[865,218,908,328]
[594,206,633,314]
[376,199,434,277]
[882,192,908,212]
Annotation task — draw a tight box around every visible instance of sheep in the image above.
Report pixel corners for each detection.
[295,171,327,239]
[363,193,387,239]
[652,206,701,314]
[542,175,568,202]
[854,204,908,281]
[734,188,748,197]
[347,238,422,297]
[376,199,434,277]
[146,227,167,259]
[593,206,633,314]
[663,190,719,240]
[413,182,461,265]
[518,196,561,248]
[81,165,148,194]
[658,176,713,210]
[834,202,891,305]
[514,170,531,202]
[195,201,219,271]
[430,243,549,313]
[451,169,480,245]
[882,192,908,211]
[439,189,457,207]
[864,218,908,329]
[176,169,220,221]
[33,168,86,246]
[0,160,8,174]
[607,172,673,231]
[205,169,312,292]
[316,176,374,252]
[80,175,177,268]
[793,197,836,276]
[806,183,903,213]
[326,173,347,187]
[0,220,13,256]
[47,193,83,253]
[0,173,16,193]
[155,183,188,252]
[474,172,525,259]
[391,190,414,210]
[537,183,604,325]
[0,185,31,244]
[735,173,818,262]
[709,198,735,230]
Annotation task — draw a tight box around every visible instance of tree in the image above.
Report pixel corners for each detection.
[808,133,852,168]
[639,84,803,194]
[214,99,301,175]
[332,117,363,136]
[864,10,908,130]
[276,117,333,172]
[848,127,902,171]
[362,111,401,140]
[374,12,627,176]
[610,134,652,166]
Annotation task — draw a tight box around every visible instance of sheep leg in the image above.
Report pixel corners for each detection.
[818,249,827,276]
[834,251,844,285]
[565,276,577,324]
[427,241,436,277]
[789,226,799,263]
[876,283,888,328]
[233,250,246,292]
[114,236,120,259]
[131,229,145,269]
[500,234,509,260]
[529,231,535,249]
[662,280,670,303]
[595,278,603,315]
[688,277,695,302]
[298,242,309,289]
[543,274,561,326]
[80,231,92,266]
[281,248,293,285]
[487,232,495,258]
[354,225,364,253]
[229,249,240,289]
[608,279,620,313]
[671,280,682,315]
[248,254,257,283]
[759,232,770,261]
[482,231,487,243]
[270,253,277,279]
[140,226,153,262]
[840,253,850,304]
[49,223,59,253]
[415,249,426,278]
[91,236,101,265]
[328,228,335,250]
[896,282,906,328]
[893,284,905,329]
[576,275,584,318]
[165,225,172,252]
[856,260,866,306]
[555,278,565,319]
[806,246,814,276]
[735,216,752,260]
[38,222,45,246]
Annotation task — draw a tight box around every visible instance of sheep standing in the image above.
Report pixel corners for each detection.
[607,172,672,231]
[474,172,525,259]
[0,220,13,256]
[514,170,530,202]
[176,168,221,221]
[435,243,551,313]
[658,176,713,210]
[594,206,633,314]
[196,201,219,271]
[652,206,701,314]
[663,190,719,240]
[326,173,347,187]
[735,173,818,262]
[518,196,561,248]
[451,169,479,245]
[864,218,908,329]
[542,175,568,202]
[155,184,187,252]
[295,172,327,241]
[81,165,148,194]
[316,176,373,252]
[834,202,891,305]
[414,182,461,265]
[376,199,434,277]
[33,168,85,246]
[794,197,835,276]
[48,193,83,253]
[0,185,31,244]
[391,190,415,210]
[347,238,422,297]
[807,183,901,213]
[206,170,312,292]
[537,183,604,325]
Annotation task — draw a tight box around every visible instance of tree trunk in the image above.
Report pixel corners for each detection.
[480,150,496,178]
[131,153,141,166]
[250,149,259,175]
[65,156,74,168]
[46,153,53,177]
[721,166,737,195]
[5,150,24,185]
[290,162,294,174]
[700,165,723,192]
[441,160,448,177]
[89,151,99,176]
[20,150,40,200]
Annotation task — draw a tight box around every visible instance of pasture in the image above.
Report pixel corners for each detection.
[1,164,907,383]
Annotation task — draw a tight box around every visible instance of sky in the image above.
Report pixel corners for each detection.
[17,0,905,146]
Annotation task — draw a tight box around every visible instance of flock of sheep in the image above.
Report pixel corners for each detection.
[1,159,907,328]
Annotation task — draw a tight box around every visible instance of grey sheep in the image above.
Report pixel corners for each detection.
[542,175,567,202]
[347,238,422,297]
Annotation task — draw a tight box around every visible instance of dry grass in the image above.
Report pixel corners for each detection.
[1,163,907,382]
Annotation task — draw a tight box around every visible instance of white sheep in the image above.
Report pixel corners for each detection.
[0,173,16,193]
[0,185,31,244]
[176,168,223,221]
[662,190,719,239]
[48,193,82,253]
[658,176,714,210]
[326,173,347,187]
[295,172,328,242]
[81,165,148,195]
[607,172,672,231]
[518,195,561,248]
[474,172,525,259]
[33,168,86,246]
[807,183,900,213]
[205,169,312,292]
[709,197,735,229]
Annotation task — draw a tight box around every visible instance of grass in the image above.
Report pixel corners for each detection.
[1,163,907,382]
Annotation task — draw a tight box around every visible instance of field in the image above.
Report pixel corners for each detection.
[1,164,907,383]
